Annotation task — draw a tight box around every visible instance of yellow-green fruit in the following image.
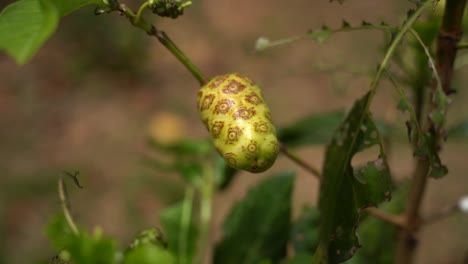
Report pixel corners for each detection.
[198,73,279,173]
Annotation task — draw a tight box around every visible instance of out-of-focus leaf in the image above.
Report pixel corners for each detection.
[290,206,320,254]
[0,0,100,64]
[214,155,239,190]
[45,214,74,251]
[214,171,295,264]
[148,138,212,156]
[160,200,198,264]
[284,253,314,264]
[123,244,176,264]
[67,227,116,264]
[313,92,392,263]
[277,111,345,147]
[447,120,468,139]
[277,111,393,148]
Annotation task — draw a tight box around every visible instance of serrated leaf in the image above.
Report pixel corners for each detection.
[277,111,345,147]
[214,171,295,264]
[0,0,101,64]
[313,92,392,263]
[414,133,448,178]
[123,244,176,264]
[160,200,198,264]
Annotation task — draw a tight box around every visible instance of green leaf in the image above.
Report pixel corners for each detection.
[0,0,101,64]
[313,92,392,263]
[284,253,314,264]
[124,244,176,264]
[68,227,116,264]
[414,133,448,178]
[148,137,212,156]
[290,206,320,254]
[0,0,58,64]
[159,200,198,264]
[343,183,408,264]
[277,111,345,147]
[45,214,74,250]
[447,119,468,139]
[214,171,295,264]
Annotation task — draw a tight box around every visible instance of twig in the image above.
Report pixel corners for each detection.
[364,207,407,229]
[97,1,207,85]
[279,143,321,179]
[58,172,82,236]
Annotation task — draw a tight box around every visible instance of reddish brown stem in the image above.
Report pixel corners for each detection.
[394,1,467,263]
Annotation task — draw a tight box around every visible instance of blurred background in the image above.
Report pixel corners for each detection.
[1,0,467,263]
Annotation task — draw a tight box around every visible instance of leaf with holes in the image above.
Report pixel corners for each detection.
[214,171,294,264]
[312,92,392,263]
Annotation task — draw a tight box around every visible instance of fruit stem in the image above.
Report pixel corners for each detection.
[279,143,321,179]
[104,1,207,86]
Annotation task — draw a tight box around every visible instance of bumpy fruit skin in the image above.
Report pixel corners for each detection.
[198,73,279,173]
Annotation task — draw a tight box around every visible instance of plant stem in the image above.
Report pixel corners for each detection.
[279,143,321,179]
[58,176,79,236]
[195,163,214,264]
[179,186,195,264]
[106,2,207,85]
[394,0,467,263]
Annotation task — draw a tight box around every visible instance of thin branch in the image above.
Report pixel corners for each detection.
[364,207,407,229]
[97,1,207,85]
[279,143,321,179]
[58,172,82,236]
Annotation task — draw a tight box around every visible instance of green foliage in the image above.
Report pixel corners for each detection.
[344,183,407,264]
[290,206,320,255]
[123,244,176,264]
[277,111,345,147]
[159,201,198,263]
[214,171,295,264]
[0,0,101,64]
[313,92,392,263]
[46,215,116,264]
